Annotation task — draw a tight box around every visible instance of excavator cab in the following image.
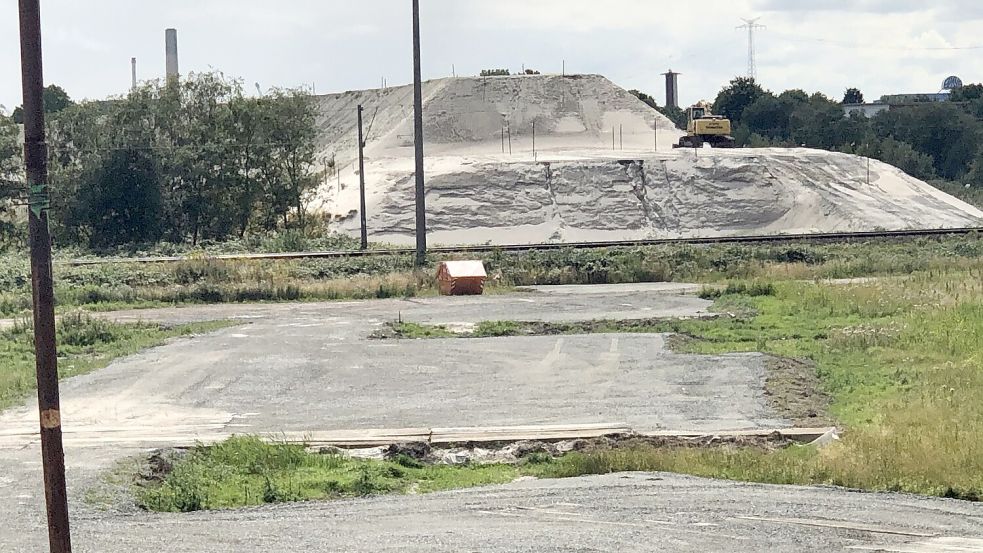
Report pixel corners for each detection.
[675,102,736,149]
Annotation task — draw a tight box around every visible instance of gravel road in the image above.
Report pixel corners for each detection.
[1,284,981,552]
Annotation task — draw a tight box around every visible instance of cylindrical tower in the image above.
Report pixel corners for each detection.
[165,28,179,82]
[663,69,680,109]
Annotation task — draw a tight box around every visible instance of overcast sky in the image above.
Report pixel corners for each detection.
[2,0,982,112]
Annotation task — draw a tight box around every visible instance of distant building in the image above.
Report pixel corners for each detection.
[843,103,890,118]
[842,76,964,118]
[879,92,951,104]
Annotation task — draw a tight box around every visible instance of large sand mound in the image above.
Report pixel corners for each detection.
[311,75,983,245]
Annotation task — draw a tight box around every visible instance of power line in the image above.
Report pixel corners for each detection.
[769,30,983,52]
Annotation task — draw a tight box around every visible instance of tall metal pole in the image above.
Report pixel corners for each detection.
[357,105,368,250]
[412,0,427,267]
[18,2,72,552]
[737,18,765,81]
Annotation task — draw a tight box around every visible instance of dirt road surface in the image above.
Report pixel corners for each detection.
[1,284,981,551]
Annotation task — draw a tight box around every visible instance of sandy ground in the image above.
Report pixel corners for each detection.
[1,286,982,551]
[308,74,983,246]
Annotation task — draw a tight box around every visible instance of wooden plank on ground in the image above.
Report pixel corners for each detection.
[430,423,633,445]
[642,427,835,443]
[288,428,433,448]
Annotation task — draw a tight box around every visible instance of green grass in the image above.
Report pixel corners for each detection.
[930,179,983,210]
[382,322,457,339]
[363,265,983,501]
[473,320,524,337]
[0,312,233,410]
[136,437,845,514]
[0,234,978,316]
[138,262,983,511]
[649,267,983,498]
[139,437,521,512]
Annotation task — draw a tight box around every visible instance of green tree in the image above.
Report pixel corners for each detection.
[0,113,23,246]
[741,95,793,143]
[787,94,850,149]
[12,84,74,124]
[227,94,269,237]
[842,88,865,104]
[967,148,983,186]
[628,89,687,130]
[257,89,319,229]
[872,103,981,179]
[46,101,119,242]
[78,148,163,248]
[628,89,658,110]
[875,138,936,180]
[43,72,322,247]
[949,84,983,102]
[712,77,767,124]
[657,105,688,130]
[778,89,809,104]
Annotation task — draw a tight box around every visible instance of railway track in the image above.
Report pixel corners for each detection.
[65,227,982,266]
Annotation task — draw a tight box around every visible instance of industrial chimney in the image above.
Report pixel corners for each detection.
[165,28,179,82]
[131,57,137,91]
[662,69,680,109]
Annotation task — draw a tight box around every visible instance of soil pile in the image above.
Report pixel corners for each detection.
[311,75,983,245]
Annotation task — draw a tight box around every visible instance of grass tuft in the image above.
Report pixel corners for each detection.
[0,313,233,410]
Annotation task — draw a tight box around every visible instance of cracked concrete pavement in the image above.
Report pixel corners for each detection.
[1,283,981,552]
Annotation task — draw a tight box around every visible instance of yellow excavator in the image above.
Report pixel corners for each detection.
[674,101,736,148]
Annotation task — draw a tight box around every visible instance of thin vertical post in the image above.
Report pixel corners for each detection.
[412,0,427,267]
[357,105,368,250]
[612,127,615,150]
[654,121,658,152]
[18,1,72,552]
[867,150,871,185]
[507,121,512,155]
[532,121,536,159]
[620,124,623,150]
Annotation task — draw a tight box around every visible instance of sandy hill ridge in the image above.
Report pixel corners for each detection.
[310,75,983,246]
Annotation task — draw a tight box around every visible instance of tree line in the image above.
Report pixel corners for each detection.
[633,77,983,186]
[1,73,322,249]
[0,110,20,247]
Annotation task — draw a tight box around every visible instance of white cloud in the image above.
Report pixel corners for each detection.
[0,0,980,110]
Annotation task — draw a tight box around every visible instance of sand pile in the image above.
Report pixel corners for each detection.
[311,75,983,245]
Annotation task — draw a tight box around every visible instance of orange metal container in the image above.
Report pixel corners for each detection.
[436,261,487,296]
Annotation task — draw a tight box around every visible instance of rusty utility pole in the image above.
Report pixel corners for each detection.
[18,1,72,552]
[412,0,427,267]
[357,105,368,250]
